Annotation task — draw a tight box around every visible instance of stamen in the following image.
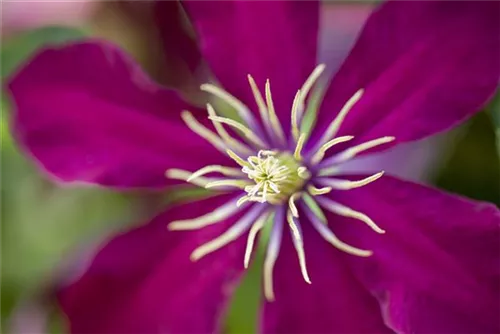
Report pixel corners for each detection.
[200,83,260,131]
[297,166,311,179]
[209,115,267,148]
[236,195,251,207]
[226,149,249,168]
[206,104,253,155]
[303,204,372,257]
[166,168,219,188]
[191,205,265,261]
[205,179,251,190]
[317,166,340,177]
[318,172,384,190]
[293,133,307,161]
[302,193,327,224]
[306,185,332,196]
[244,211,270,268]
[181,111,227,153]
[316,197,385,234]
[295,64,326,124]
[310,135,354,165]
[299,64,326,108]
[187,165,243,182]
[264,209,285,301]
[290,90,302,141]
[288,192,301,218]
[316,89,364,147]
[287,210,311,284]
[247,75,275,140]
[265,79,286,144]
[324,136,395,166]
[168,198,246,231]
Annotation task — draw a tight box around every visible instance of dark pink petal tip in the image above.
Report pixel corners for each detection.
[8,41,225,189]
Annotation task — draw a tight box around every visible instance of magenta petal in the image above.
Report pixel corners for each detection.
[58,194,247,334]
[8,41,227,188]
[261,218,392,334]
[182,0,320,132]
[315,0,500,152]
[319,3,373,78]
[327,175,500,333]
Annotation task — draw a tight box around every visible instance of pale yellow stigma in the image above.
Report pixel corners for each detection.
[239,150,306,206]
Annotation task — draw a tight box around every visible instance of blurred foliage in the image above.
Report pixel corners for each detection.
[1,26,86,80]
[0,26,140,333]
[435,110,500,205]
[487,93,500,154]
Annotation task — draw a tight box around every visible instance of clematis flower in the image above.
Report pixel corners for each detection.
[7,0,500,333]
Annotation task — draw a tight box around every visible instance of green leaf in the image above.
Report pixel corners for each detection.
[486,93,500,153]
[1,26,86,80]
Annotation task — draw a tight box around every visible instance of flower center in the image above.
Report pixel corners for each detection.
[165,64,394,301]
[241,150,307,205]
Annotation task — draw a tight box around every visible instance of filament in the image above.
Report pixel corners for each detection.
[168,198,245,231]
[191,205,265,261]
[318,172,384,190]
[244,211,270,268]
[316,197,385,234]
[287,210,311,284]
[315,88,364,147]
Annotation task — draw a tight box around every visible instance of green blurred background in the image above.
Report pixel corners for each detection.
[1,2,499,333]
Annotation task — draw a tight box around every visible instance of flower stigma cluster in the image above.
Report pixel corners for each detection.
[166,64,394,301]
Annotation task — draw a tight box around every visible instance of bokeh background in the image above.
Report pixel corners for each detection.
[1,1,499,333]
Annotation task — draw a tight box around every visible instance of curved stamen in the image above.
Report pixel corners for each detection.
[315,88,364,148]
[191,204,266,261]
[293,64,326,136]
[297,166,311,179]
[318,172,384,190]
[302,192,327,224]
[166,169,222,188]
[316,197,385,234]
[187,165,244,182]
[205,179,251,190]
[287,210,311,284]
[226,149,250,168]
[293,133,307,161]
[244,211,271,268]
[168,198,246,231]
[310,135,354,165]
[291,90,302,141]
[200,83,263,134]
[206,103,253,155]
[247,75,276,143]
[209,115,267,148]
[265,79,287,144]
[302,203,372,257]
[288,192,301,218]
[317,166,340,177]
[264,208,285,301]
[181,111,227,153]
[321,136,395,167]
[306,185,332,196]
